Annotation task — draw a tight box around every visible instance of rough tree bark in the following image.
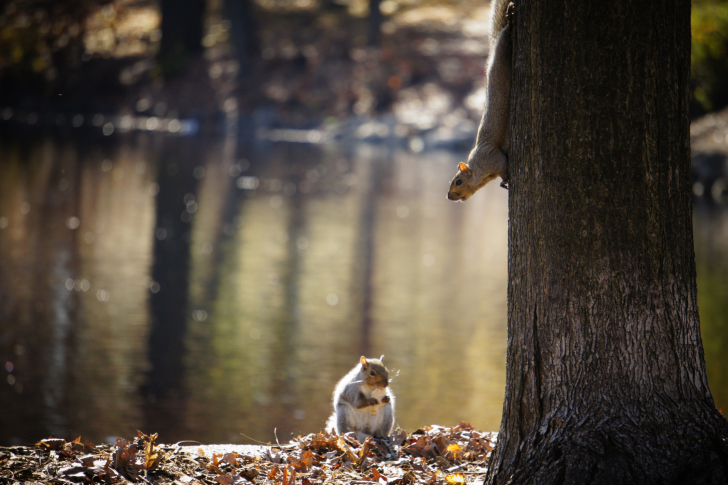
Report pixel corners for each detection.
[486,0,728,483]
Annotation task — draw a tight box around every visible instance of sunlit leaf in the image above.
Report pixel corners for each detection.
[216,474,246,485]
[445,473,465,484]
[445,443,464,460]
[72,436,96,452]
[223,452,240,467]
[144,432,164,470]
[36,438,66,450]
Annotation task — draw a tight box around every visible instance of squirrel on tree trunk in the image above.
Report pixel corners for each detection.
[448,0,514,201]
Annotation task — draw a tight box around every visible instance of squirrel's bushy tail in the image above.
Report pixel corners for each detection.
[489,0,511,49]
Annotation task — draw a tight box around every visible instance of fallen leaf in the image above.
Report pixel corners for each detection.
[223,452,240,467]
[240,467,259,481]
[445,443,464,460]
[216,473,246,484]
[144,432,164,470]
[36,438,66,450]
[445,473,465,484]
[335,437,359,464]
[72,436,95,452]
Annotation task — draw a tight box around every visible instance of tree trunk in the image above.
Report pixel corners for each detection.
[159,0,206,70]
[487,0,728,483]
[225,0,260,77]
[368,0,383,47]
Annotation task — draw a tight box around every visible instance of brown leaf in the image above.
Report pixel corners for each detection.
[286,466,298,485]
[72,436,96,452]
[359,438,373,461]
[300,449,314,467]
[216,474,246,485]
[112,438,144,479]
[292,449,314,472]
[391,428,408,446]
[223,452,240,467]
[433,436,448,455]
[373,467,388,482]
[445,473,465,484]
[36,438,66,450]
[401,470,417,484]
[144,432,164,470]
[426,470,443,485]
[445,444,464,461]
[335,437,359,464]
[79,454,95,466]
[240,467,259,481]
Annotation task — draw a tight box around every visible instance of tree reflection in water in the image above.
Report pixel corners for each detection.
[0,129,725,447]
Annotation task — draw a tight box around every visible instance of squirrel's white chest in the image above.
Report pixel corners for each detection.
[369,388,387,416]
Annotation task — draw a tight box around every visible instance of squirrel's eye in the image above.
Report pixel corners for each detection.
[455,179,463,186]
[370,370,375,376]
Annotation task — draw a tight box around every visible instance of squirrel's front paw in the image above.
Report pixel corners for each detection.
[506,2,515,25]
[381,395,391,404]
[367,397,379,406]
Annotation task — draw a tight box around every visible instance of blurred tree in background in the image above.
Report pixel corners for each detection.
[159,0,205,74]
[691,0,728,115]
[0,1,113,88]
[225,0,260,76]
[2,0,728,121]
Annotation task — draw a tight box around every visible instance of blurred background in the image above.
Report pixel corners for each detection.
[0,0,727,446]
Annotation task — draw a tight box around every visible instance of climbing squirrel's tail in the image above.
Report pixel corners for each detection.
[489,0,512,49]
[447,0,514,202]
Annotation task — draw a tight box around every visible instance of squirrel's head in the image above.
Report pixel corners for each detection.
[447,162,478,201]
[448,152,502,201]
[359,355,389,389]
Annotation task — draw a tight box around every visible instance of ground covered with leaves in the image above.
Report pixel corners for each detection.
[0,424,496,485]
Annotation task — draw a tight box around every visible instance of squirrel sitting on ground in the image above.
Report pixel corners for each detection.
[448,0,514,201]
[326,356,395,442]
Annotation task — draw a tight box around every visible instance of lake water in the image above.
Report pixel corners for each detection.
[0,128,726,446]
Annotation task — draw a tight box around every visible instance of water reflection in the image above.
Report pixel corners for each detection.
[0,132,154,443]
[0,130,724,446]
[694,208,728,413]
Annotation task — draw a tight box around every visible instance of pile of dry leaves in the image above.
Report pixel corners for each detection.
[0,424,496,484]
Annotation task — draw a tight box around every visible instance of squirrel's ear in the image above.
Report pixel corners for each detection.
[379,355,385,361]
[360,356,368,367]
[458,162,472,175]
